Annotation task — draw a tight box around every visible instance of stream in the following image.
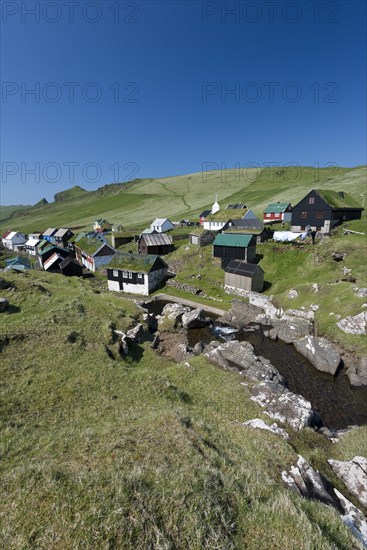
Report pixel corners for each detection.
[143,300,367,430]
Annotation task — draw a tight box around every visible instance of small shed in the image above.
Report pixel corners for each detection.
[190,230,215,247]
[139,233,174,255]
[59,257,84,277]
[224,261,264,292]
[213,233,257,268]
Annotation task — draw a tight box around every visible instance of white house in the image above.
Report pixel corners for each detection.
[106,254,168,295]
[150,218,175,233]
[2,231,26,251]
[25,237,41,255]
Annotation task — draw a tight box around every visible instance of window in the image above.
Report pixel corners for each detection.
[137,273,143,279]
[128,272,132,279]
[113,270,118,277]
[266,213,271,218]
[309,197,315,204]
[275,213,280,218]
[317,210,324,219]
[301,211,307,219]
[123,271,128,278]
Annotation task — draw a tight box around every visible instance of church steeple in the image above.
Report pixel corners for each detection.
[211,193,220,214]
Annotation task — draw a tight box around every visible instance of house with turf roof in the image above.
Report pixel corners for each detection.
[263,202,292,224]
[93,219,113,232]
[74,236,115,272]
[106,253,168,295]
[213,233,257,268]
[291,189,364,234]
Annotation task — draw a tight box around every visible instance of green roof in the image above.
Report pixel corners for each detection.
[315,189,362,209]
[207,209,247,221]
[36,239,49,249]
[75,236,112,255]
[108,253,162,272]
[263,203,290,213]
[213,234,253,247]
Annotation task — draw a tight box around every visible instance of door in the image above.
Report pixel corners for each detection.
[119,281,124,290]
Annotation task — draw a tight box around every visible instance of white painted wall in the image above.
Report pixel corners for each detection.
[108,280,120,291]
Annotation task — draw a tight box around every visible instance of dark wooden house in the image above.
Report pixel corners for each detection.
[213,233,257,268]
[291,189,364,234]
[139,233,174,255]
[54,228,74,247]
[106,254,168,295]
[38,245,70,268]
[225,261,264,292]
[59,257,84,277]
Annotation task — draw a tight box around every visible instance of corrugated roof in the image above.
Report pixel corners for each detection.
[42,228,58,236]
[5,255,32,267]
[44,252,63,270]
[225,260,263,277]
[151,218,174,228]
[2,230,12,239]
[230,218,263,230]
[213,234,254,247]
[226,203,246,209]
[263,203,290,213]
[199,210,212,218]
[108,253,167,272]
[25,238,40,247]
[59,256,82,269]
[54,228,72,238]
[141,233,173,247]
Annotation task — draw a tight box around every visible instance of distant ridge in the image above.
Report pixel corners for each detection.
[54,185,88,202]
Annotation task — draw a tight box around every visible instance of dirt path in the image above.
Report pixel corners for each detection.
[149,293,227,316]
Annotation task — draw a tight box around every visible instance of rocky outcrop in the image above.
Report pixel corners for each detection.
[288,289,298,299]
[159,303,190,327]
[337,311,367,335]
[250,381,316,431]
[243,418,289,439]
[219,299,263,329]
[126,323,146,344]
[346,357,367,387]
[328,456,367,508]
[0,298,9,312]
[355,287,367,298]
[204,340,285,385]
[293,336,341,375]
[282,455,367,548]
[181,308,208,329]
[261,317,312,344]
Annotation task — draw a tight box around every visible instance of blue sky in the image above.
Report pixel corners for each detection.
[1,0,366,204]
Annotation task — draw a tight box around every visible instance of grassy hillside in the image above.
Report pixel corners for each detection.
[0,204,31,224]
[1,165,366,234]
[1,269,365,549]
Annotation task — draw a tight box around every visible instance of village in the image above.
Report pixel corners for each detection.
[1,188,364,299]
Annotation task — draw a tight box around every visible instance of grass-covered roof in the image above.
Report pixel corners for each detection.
[315,189,363,209]
[108,253,163,272]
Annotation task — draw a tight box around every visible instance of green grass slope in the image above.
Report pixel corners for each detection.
[2,165,366,234]
[1,270,365,549]
[0,204,31,225]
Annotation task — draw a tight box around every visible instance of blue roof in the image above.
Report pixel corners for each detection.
[5,256,32,267]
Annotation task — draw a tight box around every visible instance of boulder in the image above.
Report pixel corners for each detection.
[119,334,129,356]
[259,317,312,344]
[328,456,367,508]
[159,303,190,326]
[283,455,367,547]
[288,289,298,299]
[142,312,158,333]
[220,299,263,329]
[192,341,205,355]
[311,283,319,293]
[355,287,367,298]
[0,277,10,290]
[171,343,191,363]
[182,308,208,329]
[284,308,315,321]
[346,356,367,387]
[250,381,315,431]
[204,340,285,385]
[294,336,341,375]
[332,252,346,262]
[126,323,146,344]
[337,312,367,335]
[243,418,289,439]
[0,298,9,312]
